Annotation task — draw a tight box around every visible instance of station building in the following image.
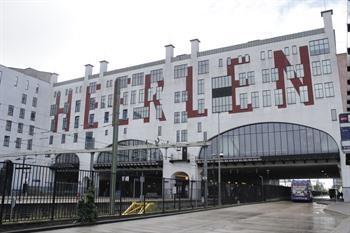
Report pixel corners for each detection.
[1,10,350,201]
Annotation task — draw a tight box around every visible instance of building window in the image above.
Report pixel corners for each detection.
[61,134,66,144]
[274,89,283,106]
[286,66,294,79]
[300,86,309,103]
[331,109,337,121]
[262,90,271,107]
[247,71,255,85]
[260,51,265,60]
[74,116,79,128]
[262,69,270,83]
[21,93,27,104]
[181,91,188,102]
[239,93,248,109]
[50,119,55,131]
[118,76,128,88]
[62,117,67,130]
[133,107,149,119]
[100,96,106,108]
[226,57,231,65]
[139,89,144,103]
[75,100,81,112]
[103,112,109,123]
[36,84,39,93]
[29,125,34,136]
[287,88,296,104]
[156,87,161,100]
[156,105,162,119]
[89,82,97,94]
[174,112,180,124]
[65,89,68,96]
[3,136,10,147]
[322,59,332,74]
[198,99,205,114]
[284,47,290,55]
[63,102,69,114]
[312,61,322,76]
[198,60,209,74]
[218,58,223,67]
[27,139,32,150]
[89,114,94,125]
[212,96,232,113]
[158,126,162,136]
[181,130,188,142]
[324,82,334,97]
[268,50,273,59]
[105,130,108,136]
[14,77,18,87]
[49,135,53,145]
[123,92,128,105]
[147,88,152,101]
[174,92,181,103]
[238,55,242,63]
[106,79,113,88]
[19,108,25,119]
[32,97,38,107]
[150,69,163,83]
[181,111,187,123]
[251,91,259,108]
[314,83,324,99]
[73,133,78,143]
[212,75,232,88]
[6,120,12,131]
[89,98,95,110]
[15,138,22,148]
[50,105,56,116]
[295,64,304,78]
[176,130,180,142]
[197,122,202,133]
[198,79,205,95]
[292,45,297,55]
[17,123,23,133]
[174,64,188,79]
[108,94,113,107]
[309,38,330,56]
[244,54,250,62]
[123,128,127,135]
[239,72,247,86]
[271,68,278,82]
[132,72,144,86]
[121,109,127,120]
[8,105,14,116]
[30,111,36,121]
[130,90,136,104]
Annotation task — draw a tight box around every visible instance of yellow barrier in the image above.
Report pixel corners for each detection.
[122,201,155,215]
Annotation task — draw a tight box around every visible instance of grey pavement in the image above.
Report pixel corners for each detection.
[40,201,348,233]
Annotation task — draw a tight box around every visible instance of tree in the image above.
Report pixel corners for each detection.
[77,183,97,223]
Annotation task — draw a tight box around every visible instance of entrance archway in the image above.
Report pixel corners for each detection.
[172,172,190,198]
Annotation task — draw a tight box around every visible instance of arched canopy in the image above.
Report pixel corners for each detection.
[96,139,163,165]
[172,171,189,181]
[199,122,339,159]
[54,153,79,168]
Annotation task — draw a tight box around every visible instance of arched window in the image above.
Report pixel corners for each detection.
[199,122,339,159]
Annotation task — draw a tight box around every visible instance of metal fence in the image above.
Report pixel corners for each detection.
[0,161,290,224]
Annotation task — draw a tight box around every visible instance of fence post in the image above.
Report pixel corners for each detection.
[51,168,57,221]
[190,180,193,209]
[119,177,122,216]
[162,178,165,213]
[0,162,10,224]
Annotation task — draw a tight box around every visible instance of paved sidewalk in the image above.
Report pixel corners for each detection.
[324,202,350,233]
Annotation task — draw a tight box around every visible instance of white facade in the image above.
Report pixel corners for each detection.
[0,65,56,163]
[1,10,349,201]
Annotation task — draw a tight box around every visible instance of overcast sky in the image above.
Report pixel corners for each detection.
[0,0,347,82]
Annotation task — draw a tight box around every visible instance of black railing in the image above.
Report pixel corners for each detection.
[0,162,290,225]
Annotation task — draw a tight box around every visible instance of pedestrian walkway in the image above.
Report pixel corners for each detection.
[40,201,345,233]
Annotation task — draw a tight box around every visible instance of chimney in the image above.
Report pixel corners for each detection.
[165,44,174,63]
[190,39,200,59]
[321,9,333,34]
[85,64,93,79]
[99,60,108,78]
[50,73,58,84]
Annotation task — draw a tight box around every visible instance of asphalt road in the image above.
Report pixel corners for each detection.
[41,201,346,233]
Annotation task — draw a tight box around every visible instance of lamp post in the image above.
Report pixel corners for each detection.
[218,152,224,206]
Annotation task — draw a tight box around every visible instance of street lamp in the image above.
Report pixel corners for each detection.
[218,152,224,206]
